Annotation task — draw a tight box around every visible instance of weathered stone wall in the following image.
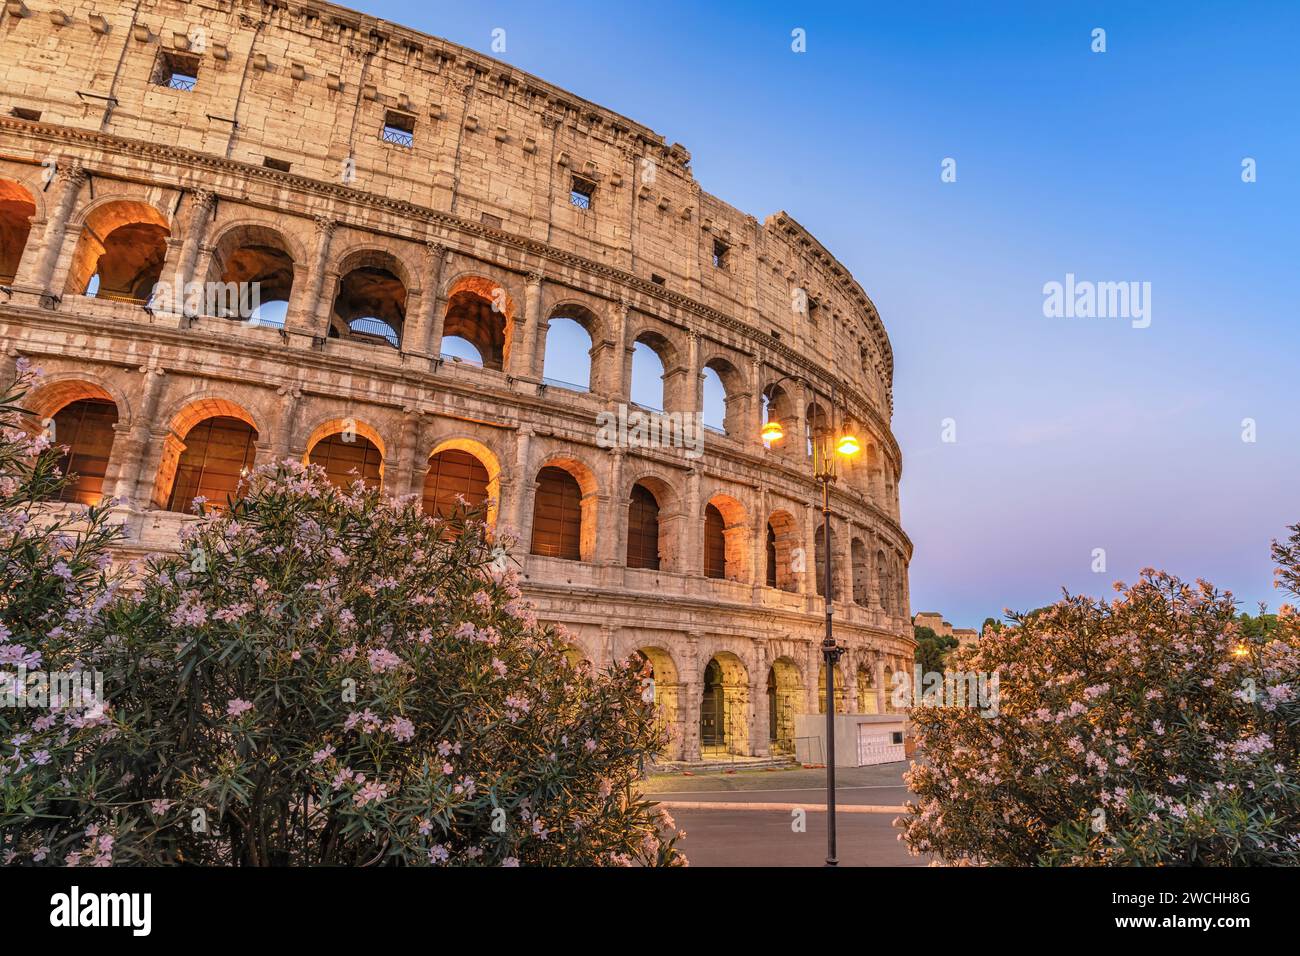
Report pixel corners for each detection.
[0,0,913,762]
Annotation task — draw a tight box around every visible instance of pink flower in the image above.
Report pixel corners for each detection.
[226,698,253,718]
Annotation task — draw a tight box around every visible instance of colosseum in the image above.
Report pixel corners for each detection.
[0,0,913,763]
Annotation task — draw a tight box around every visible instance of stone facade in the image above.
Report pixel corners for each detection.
[0,0,913,761]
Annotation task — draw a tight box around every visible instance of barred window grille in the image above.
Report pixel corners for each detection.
[382,125,413,148]
[569,176,595,209]
[168,73,197,92]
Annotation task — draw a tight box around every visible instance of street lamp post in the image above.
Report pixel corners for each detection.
[760,377,859,867]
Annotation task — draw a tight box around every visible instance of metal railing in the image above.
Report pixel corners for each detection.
[541,376,590,393]
[381,126,414,148]
[168,75,196,92]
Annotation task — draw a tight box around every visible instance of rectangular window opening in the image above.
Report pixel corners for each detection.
[382,110,415,148]
[155,51,201,92]
[262,156,292,172]
[11,107,41,121]
[712,239,729,269]
[650,274,666,287]
[569,176,595,210]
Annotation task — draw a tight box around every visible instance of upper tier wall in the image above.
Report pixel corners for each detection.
[0,0,896,420]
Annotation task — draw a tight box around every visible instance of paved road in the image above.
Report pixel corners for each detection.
[641,762,928,867]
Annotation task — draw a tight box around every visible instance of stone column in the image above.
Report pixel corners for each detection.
[605,447,626,566]
[751,486,768,594]
[270,383,302,463]
[113,365,167,508]
[749,356,765,450]
[173,189,215,294]
[803,501,820,602]
[513,271,543,379]
[750,639,770,756]
[286,217,335,345]
[423,245,451,359]
[681,634,701,762]
[684,465,702,575]
[405,241,445,360]
[23,162,87,298]
[876,656,888,714]
[506,426,533,542]
[609,299,631,400]
[393,406,424,499]
[686,330,702,415]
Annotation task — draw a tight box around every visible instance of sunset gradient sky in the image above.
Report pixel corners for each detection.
[357,0,1299,627]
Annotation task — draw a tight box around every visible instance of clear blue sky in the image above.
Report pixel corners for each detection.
[357,0,1299,627]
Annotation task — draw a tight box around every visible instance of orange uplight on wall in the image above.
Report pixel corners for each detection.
[761,420,784,443]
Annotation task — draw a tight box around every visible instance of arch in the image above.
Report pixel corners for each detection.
[701,356,745,436]
[422,447,490,521]
[700,651,750,756]
[47,396,118,506]
[851,537,870,606]
[876,547,891,614]
[883,663,897,712]
[529,457,598,562]
[761,381,795,455]
[625,471,683,572]
[767,657,802,752]
[856,662,880,714]
[542,302,602,392]
[805,400,830,458]
[424,437,501,526]
[442,274,516,371]
[818,660,848,715]
[328,248,410,348]
[165,415,258,513]
[702,493,749,583]
[305,419,385,491]
[630,337,666,411]
[64,199,171,302]
[204,220,301,326]
[23,375,128,427]
[626,481,661,570]
[766,509,800,592]
[814,522,840,599]
[0,177,37,284]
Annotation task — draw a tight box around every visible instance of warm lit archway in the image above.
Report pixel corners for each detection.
[65,199,171,302]
[441,276,516,370]
[0,178,37,284]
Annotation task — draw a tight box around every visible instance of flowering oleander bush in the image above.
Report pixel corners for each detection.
[2,421,684,866]
[899,535,1300,865]
[1,365,125,867]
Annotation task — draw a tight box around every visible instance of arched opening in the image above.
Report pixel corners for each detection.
[699,652,750,756]
[561,646,591,670]
[166,416,258,513]
[851,537,870,606]
[815,522,839,599]
[329,260,407,348]
[422,448,490,520]
[805,401,830,459]
[702,357,744,436]
[626,482,661,570]
[767,658,801,753]
[703,503,726,579]
[857,663,879,714]
[48,397,118,506]
[766,509,800,592]
[703,495,749,583]
[442,277,514,371]
[761,382,795,454]
[818,661,848,715]
[630,338,666,411]
[65,200,170,303]
[883,664,896,712]
[876,548,891,614]
[530,465,583,561]
[308,430,383,491]
[206,224,296,326]
[635,646,682,759]
[541,312,594,392]
[0,179,37,284]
